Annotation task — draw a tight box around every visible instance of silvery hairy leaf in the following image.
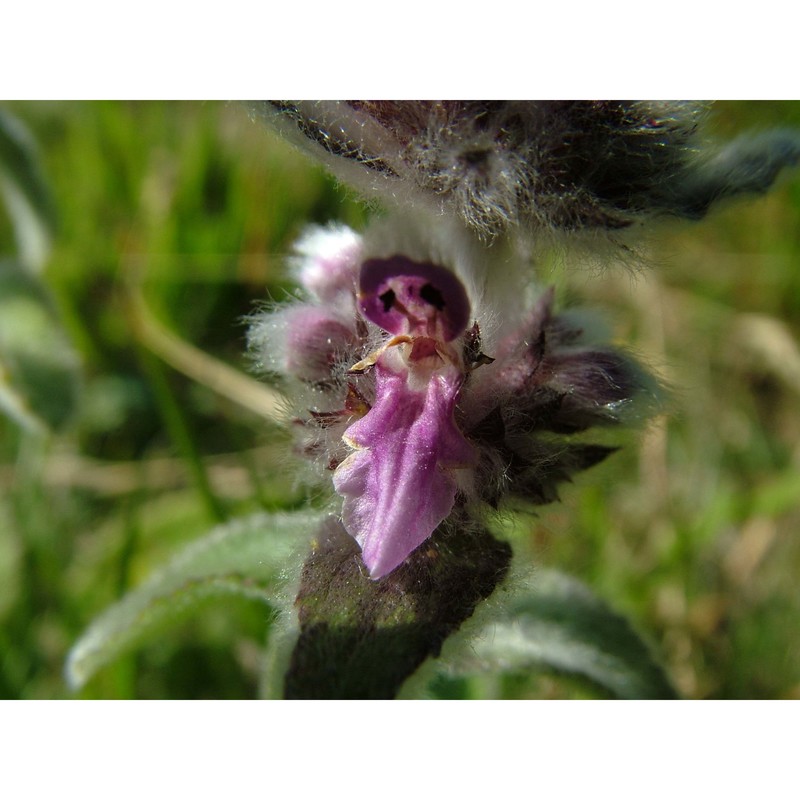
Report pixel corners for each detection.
[66,511,317,691]
[441,568,677,699]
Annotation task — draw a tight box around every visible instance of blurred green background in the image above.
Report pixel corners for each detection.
[1,101,799,699]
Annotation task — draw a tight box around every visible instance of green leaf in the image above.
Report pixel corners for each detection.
[0,260,81,432]
[65,510,318,691]
[0,108,57,270]
[443,568,678,699]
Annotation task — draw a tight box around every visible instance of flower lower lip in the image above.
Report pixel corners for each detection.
[334,342,475,579]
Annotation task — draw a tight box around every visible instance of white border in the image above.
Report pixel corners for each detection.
[4,2,798,99]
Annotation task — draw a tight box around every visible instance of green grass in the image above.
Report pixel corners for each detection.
[1,101,799,699]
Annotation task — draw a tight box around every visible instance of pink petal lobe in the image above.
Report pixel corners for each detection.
[333,346,475,579]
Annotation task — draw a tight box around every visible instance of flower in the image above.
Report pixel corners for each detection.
[248,217,654,578]
[332,256,477,577]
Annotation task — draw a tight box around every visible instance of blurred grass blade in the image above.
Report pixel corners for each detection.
[137,348,228,523]
[445,568,678,699]
[0,108,57,271]
[126,283,284,423]
[0,260,81,432]
[65,510,319,691]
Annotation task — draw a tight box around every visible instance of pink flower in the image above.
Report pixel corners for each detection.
[333,258,477,578]
[248,220,653,579]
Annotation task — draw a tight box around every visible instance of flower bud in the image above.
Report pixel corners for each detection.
[250,304,356,384]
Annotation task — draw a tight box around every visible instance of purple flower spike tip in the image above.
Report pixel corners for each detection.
[359,256,470,342]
